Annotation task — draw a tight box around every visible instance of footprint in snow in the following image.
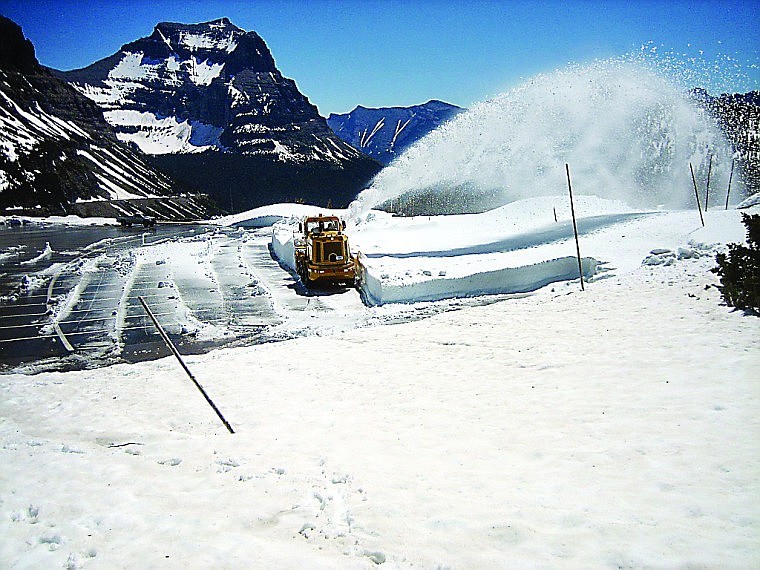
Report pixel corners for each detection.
[158,458,182,466]
[39,533,62,550]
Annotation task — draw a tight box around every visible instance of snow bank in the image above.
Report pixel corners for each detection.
[19,241,52,265]
[267,195,754,306]
[271,218,298,270]
[359,254,599,305]
[216,203,345,228]
[31,215,116,226]
[738,192,760,209]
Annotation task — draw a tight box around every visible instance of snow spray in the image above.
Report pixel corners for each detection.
[350,56,746,218]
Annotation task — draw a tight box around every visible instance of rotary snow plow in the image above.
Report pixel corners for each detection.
[294,214,358,287]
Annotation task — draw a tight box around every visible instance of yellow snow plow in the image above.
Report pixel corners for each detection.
[294,214,357,286]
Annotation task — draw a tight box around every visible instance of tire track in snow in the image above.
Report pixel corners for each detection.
[210,234,275,327]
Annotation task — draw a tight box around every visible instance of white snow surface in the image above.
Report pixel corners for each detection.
[107,52,224,88]
[103,110,222,155]
[738,192,760,209]
[269,195,749,305]
[216,203,343,228]
[1,199,759,568]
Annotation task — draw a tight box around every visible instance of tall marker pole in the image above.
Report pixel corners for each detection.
[139,296,235,434]
[725,158,734,210]
[565,164,585,291]
[704,153,713,211]
[689,163,705,227]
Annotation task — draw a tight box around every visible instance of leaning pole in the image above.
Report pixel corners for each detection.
[689,163,705,227]
[139,296,235,434]
[565,164,585,292]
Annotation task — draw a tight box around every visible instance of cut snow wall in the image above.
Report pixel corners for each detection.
[358,256,599,306]
[270,219,599,306]
[271,221,297,271]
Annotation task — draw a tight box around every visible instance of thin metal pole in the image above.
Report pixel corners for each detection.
[725,158,734,210]
[565,164,585,291]
[689,163,705,227]
[704,153,713,211]
[138,296,235,434]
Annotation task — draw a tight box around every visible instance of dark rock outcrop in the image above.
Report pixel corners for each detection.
[0,16,213,219]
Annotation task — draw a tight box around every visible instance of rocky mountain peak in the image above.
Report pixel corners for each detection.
[58,18,381,212]
[61,18,337,156]
[144,18,246,62]
[0,15,40,74]
[0,17,213,219]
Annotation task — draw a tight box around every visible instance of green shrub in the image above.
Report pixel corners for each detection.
[712,213,760,311]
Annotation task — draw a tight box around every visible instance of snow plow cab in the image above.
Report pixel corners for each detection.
[294,214,357,286]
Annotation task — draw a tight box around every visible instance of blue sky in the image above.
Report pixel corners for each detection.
[1,0,758,116]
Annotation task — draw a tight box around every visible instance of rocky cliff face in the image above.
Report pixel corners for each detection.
[60,18,381,211]
[327,100,464,165]
[0,16,213,219]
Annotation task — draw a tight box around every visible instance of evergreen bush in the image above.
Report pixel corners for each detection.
[712,213,760,311]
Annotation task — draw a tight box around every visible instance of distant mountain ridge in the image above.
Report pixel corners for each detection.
[0,16,211,219]
[59,18,381,211]
[328,100,464,165]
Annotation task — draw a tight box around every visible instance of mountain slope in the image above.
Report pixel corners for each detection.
[327,100,464,165]
[0,16,212,219]
[60,18,382,211]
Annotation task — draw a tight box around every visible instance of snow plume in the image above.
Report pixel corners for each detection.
[350,59,742,218]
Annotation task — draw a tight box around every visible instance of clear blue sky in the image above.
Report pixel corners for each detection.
[1,0,758,116]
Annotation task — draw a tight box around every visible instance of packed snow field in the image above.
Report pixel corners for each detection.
[1,196,758,568]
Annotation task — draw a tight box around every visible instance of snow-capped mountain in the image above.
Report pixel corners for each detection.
[60,18,381,211]
[327,100,464,165]
[0,16,212,219]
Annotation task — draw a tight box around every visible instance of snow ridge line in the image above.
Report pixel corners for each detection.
[45,269,74,352]
[167,249,209,336]
[202,236,226,318]
[40,257,97,338]
[113,253,138,355]
[389,117,411,151]
[235,240,277,317]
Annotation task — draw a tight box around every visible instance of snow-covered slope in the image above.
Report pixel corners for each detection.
[0,16,212,219]
[267,195,749,305]
[1,200,758,569]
